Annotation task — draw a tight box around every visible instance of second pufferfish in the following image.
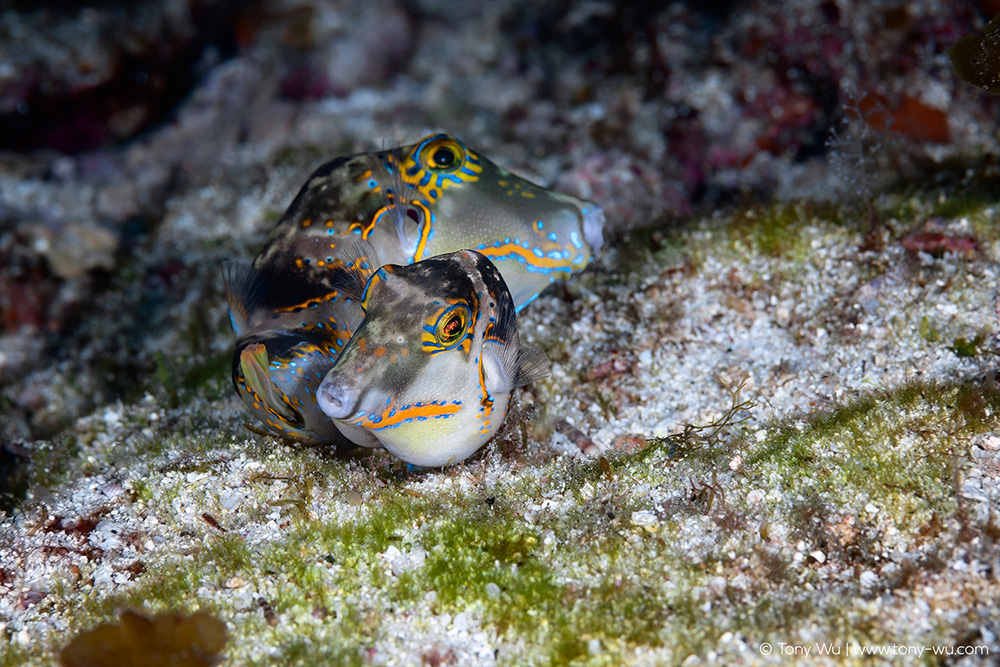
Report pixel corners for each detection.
[226,134,604,466]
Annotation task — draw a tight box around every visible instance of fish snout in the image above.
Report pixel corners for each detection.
[582,205,606,254]
[317,373,359,420]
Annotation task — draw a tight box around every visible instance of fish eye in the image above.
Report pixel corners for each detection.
[435,306,469,347]
[432,147,456,167]
[420,137,465,172]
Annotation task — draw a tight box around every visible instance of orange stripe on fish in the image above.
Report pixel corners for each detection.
[351,400,462,431]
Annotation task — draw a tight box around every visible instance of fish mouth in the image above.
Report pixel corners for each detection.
[582,204,606,254]
[316,373,359,420]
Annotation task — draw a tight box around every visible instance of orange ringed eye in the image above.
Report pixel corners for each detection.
[435,306,469,346]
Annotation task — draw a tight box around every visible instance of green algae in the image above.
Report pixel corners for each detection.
[0,647,31,667]
[919,315,942,343]
[396,519,559,629]
[155,349,232,410]
[10,369,1000,665]
[14,440,688,664]
[6,182,1000,666]
[877,178,1000,243]
[719,202,850,261]
[748,379,1000,527]
[245,635,366,667]
[730,205,807,259]
[0,436,80,514]
[128,478,154,504]
[949,334,987,358]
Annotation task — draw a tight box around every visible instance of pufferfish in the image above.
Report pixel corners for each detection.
[316,249,549,467]
[225,133,604,463]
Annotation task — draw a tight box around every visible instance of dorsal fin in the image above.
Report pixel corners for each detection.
[222,262,265,337]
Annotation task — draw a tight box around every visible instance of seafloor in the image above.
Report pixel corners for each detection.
[2,0,1000,665]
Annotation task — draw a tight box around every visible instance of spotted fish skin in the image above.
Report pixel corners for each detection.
[316,250,548,467]
[253,134,604,310]
[226,133,603,449]
[225,262,352,443]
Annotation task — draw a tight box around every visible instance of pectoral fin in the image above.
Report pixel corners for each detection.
[239,343,302,425]
[482,339,550,394]
[513,342,550,388]
[329,241,382,303]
